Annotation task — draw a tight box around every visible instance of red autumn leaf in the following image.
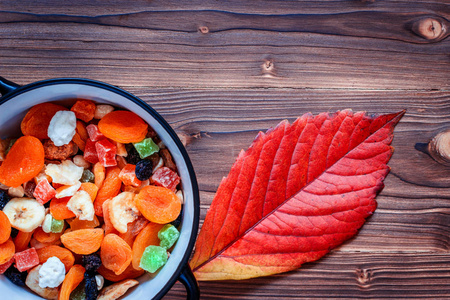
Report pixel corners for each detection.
[190,110,405,280]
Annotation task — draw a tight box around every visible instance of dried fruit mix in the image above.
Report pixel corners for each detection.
[0,100,183,299]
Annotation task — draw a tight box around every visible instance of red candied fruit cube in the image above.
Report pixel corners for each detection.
[33,178,56,205]
[71,100,96,123]
[86,124,105,142]
[0,257,14,274]
[14,248,39,272]
[119,164,141,187]
[84,139,99,164]
[95,139,117,167]
[151,167,180,192]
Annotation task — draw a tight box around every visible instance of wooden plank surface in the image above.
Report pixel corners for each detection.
[0,0,449,299]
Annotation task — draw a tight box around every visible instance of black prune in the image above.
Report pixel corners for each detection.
[82,253,102,274]
[135,159,153,181]
[0,190,10,210]
[84,273,99,300]
[125,144,140,165]
[4,266,27,287]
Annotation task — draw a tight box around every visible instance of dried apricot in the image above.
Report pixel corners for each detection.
[118,216,148,247]
[98,111,148,143]
[100,234,132,275]
[93,162,105,189]
[68,215,100,231]
[33,227,63,244]
[97,263,144,282]
[131,222,164,270]
[79,182,98,202]
[102,200,119,236]
[0,238,15,264]
[135,185,181,224]
[0,136,45,187]
[59,264,85,300]
[36,245,75,272]
[14,230,34,252]
[61,228,104,255]
[50,197,76,220]
[72,121,89,152]
[71,100,96,123]
[94,167,121,217]
[20,103,67,139]
[0,210,11,244]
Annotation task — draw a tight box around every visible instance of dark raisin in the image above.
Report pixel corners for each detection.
[84,273,99,300]
[10,228,19,238]
[82,253,102,274]
[125,144,140,165]
[170,207,183,228]
[135,160,153,181]
[23,181,36,198]
[0,190,11,210]
[4,266,27,287]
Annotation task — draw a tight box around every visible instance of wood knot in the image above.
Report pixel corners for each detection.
[427,129,450,166]
[261,58,276,77]
[198,26,209,34]
[355,268,372,286]
[412,17,447,41]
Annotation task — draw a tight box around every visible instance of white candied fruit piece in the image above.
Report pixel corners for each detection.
[94,104,114,119]
[73,155,91,169]
[48,111,77,146]
[8,186,24,198]
[45,160,84,185]
[55,181,81,199]
[38,257,66,288]
[42,214,53,233]
[95,275,104,290]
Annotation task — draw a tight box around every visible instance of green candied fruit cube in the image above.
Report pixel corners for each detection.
[158,224,180,249]
[80,169,95,183]
[69,281,86,300]
[139,245,168,273]
[51,218,64,233]
[133,138,159,159]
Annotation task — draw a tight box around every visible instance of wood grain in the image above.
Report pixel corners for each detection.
[0,0,449,299]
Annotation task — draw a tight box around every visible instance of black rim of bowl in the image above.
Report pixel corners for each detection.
[0,78,200,299]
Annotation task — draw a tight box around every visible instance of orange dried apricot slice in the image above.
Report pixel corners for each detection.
[98,263,144,282]
[98,111,148,143]
[102,199,119,235]
[33,227,63,244]
[0,238,15,264]
[135,185,181,224]
[0,210,11,244]
[118,216,148,247]
[0,136,45,187]
[131,222,164,270]
[36,245,75,272]
[79,182,98,202]
[59,264,85,300]
[93,162,105,189]
[100,234,132,275]
[94,167,121,217]
[14,230,34,252]
[20,103,67,139]
[60,228,104,255]
[50,197,76,220]
[68,215,100,231]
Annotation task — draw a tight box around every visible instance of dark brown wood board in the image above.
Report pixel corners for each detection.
[0,0,449,299]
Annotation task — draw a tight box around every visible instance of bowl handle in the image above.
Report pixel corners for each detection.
[178,264,200,300]
[0,77,20,97]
